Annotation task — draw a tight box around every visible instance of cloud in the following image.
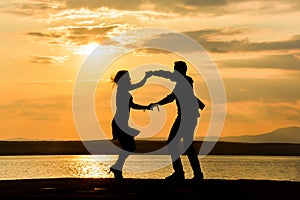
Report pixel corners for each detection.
[7,1,299,52]
[226,100,300,124]
[20,110,60,121]
[27,25,119,45]
[68,26,117,35]
[0,96,69,121]
[219,54,300,70]
[141,30,300,54]
[28,32,61,38]
[61,0,221,12]
[223,77,300,103]
[131,0,227,15]
[63,0,144,11]
[2,0,63,16]
[185,28,247,38]
[30,56,68,64]
[187,33,300,53]
[140,32,205,53]
[30,26,298,54]
[5,0,299,18]
[56,0,300,15]
[18,80,73,85]
[65,25,118,44]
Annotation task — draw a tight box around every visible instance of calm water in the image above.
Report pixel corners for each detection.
[0,155,299,181]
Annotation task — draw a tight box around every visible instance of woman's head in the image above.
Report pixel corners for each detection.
[111,70,130,85]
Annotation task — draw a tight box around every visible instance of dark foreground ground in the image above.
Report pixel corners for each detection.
[0,178,299,199]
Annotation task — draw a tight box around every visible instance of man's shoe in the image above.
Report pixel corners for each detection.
[165,171,185,182]
[191,173,204,183]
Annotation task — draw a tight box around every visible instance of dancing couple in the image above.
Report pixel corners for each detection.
[109,61,205,183]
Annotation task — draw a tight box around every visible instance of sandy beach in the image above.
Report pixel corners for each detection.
[0,178,299,199]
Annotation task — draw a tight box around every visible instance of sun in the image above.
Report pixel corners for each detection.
[75,43,99,55]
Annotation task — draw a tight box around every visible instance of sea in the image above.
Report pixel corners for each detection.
[0,155,299,181]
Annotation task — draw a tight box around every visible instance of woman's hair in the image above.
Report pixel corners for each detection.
[111,70,128,86]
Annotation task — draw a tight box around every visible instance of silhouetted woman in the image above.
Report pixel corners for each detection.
[109,70,150,182]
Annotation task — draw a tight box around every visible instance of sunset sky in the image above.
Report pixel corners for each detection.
[0,0,299,141]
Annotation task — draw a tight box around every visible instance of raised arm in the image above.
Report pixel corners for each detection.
[149,70,175,81]
[129,76,148,91]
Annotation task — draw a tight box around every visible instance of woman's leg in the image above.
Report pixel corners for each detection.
[111,150,130,171]
[110,134,135,181]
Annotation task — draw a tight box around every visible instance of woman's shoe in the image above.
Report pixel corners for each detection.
[109,167,123,181]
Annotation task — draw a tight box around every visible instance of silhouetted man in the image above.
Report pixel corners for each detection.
[148,61,205,182]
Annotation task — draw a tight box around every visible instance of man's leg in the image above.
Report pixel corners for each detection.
[166,116,185,181]
[183,118,204,181]
[169,141,184,173]
[185,143,204,180]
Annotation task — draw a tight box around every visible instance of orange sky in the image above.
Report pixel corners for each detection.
[0,0,300,141]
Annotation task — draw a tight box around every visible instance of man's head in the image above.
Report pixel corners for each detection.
[174,61,187,75]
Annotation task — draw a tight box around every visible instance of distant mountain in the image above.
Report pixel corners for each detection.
[3,137,58,141]
[2,127,300,144]
[218,126,300,144]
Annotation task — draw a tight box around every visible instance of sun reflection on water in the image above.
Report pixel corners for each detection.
[65,155,116,178]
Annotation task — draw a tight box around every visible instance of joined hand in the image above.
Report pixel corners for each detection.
[148,103,160,111]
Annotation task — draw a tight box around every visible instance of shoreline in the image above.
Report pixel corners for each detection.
[0,178,299,199]
[1,140,300,156]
